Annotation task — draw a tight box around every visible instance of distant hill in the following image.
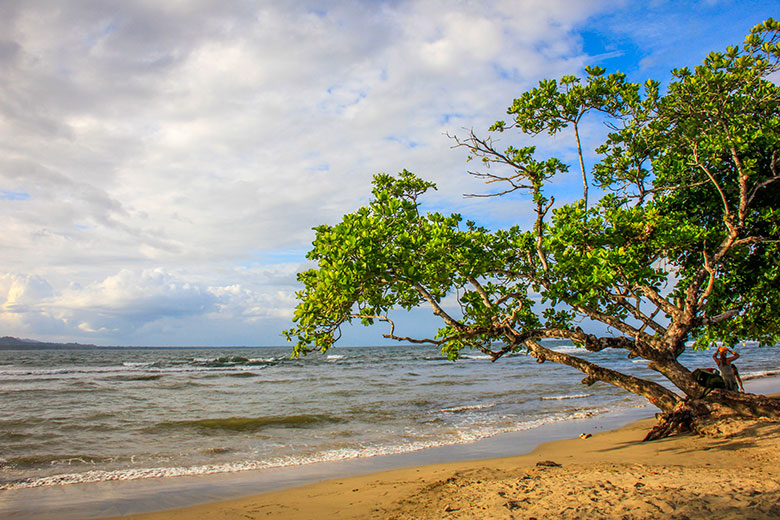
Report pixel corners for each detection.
[0,336,100,350]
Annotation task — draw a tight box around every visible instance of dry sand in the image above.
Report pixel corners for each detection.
[108,415,780,520]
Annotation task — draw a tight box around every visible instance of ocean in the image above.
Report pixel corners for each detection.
[1,342,778,495]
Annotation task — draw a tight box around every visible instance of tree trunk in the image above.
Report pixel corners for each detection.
[526,340,682,412]
[651,357,702,398]
[522,341,780,441]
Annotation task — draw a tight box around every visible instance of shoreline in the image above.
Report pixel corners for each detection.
[0,405,652,520]
[3,377,779,520]
[112,405,780,519]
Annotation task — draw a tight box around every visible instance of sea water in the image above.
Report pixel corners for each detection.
[1,342,778,491]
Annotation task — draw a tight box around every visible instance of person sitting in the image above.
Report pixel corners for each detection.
[712,346,740,392]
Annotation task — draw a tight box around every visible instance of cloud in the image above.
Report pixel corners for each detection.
[2,1,767,345]
[2,1,603,259]
[0,266,303,344]
[58,269,215,319]
[0,270,211,338]
[0,273,53,313]
[0,273,64,336]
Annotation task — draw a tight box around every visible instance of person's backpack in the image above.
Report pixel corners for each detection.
[692,368,726,393]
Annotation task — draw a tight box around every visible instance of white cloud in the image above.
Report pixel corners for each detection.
[0,273,53,313]
[0,266,303,344]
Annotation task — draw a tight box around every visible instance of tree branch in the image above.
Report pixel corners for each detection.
[692,142,733,230]
[535,196,554,272]
[573,122,588,210]
[605,285,667,335]
[693,308,741,327]
[637,284,681,320]
[351,313,446,345]
[467,276,493,309]
[412,282,466,331]
[746,152,779,206]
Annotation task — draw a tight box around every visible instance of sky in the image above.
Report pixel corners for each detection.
[0,0,776,346]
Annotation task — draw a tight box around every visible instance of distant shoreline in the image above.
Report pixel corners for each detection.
[0,344,278,350]
[0,336,285,349]
[0,336,582,350]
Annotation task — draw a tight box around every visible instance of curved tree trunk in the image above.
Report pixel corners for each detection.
[711,390,780,417]
[526,340,682,412]
[523,340,780,440]
[651,357,703,398]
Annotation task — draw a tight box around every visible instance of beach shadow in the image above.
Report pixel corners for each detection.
[588,420,780,457]
[676,421,780,454]
[589,433,683,454]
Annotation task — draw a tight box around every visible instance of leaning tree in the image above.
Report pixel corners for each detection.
[285,20,780,438]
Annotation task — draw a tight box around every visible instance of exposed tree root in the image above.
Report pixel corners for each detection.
[644,400,707,441]
[644,392,780,441]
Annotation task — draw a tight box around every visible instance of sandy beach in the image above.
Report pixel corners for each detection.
[104,411,780,520]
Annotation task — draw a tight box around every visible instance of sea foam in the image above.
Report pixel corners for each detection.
[0,407,606,491]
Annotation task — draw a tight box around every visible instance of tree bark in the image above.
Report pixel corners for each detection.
[522,340,780,440]
[525,340,682,412]
[650,356,703,398]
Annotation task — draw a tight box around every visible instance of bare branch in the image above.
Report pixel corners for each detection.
[640,179,711,196]
[732,236,778,248]
[449,129,550,199]
[467,276,493,309]
[694,308,740,327]
[569,300,656,348]
[727,125,750,226]
[697,249,717,309]
[487,327,642,362]
[351,314,444,345]
[637,284,681,320]
[692,143,732,228]
[573,122,588,210]
[494,293,524,309]
[746,151,779,205]
[605,280,667,335]
[535,196,554,272]
[412,282,466,331]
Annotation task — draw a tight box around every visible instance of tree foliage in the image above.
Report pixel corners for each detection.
[285,20,780,425]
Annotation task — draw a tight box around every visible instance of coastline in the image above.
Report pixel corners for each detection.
[0,405,651,520]
[3,377,779,520]
[112,404,780,519]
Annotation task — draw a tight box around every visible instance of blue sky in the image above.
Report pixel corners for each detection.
[0,0,776,346]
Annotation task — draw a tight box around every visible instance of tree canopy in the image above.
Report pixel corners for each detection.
[285,20,780,432]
